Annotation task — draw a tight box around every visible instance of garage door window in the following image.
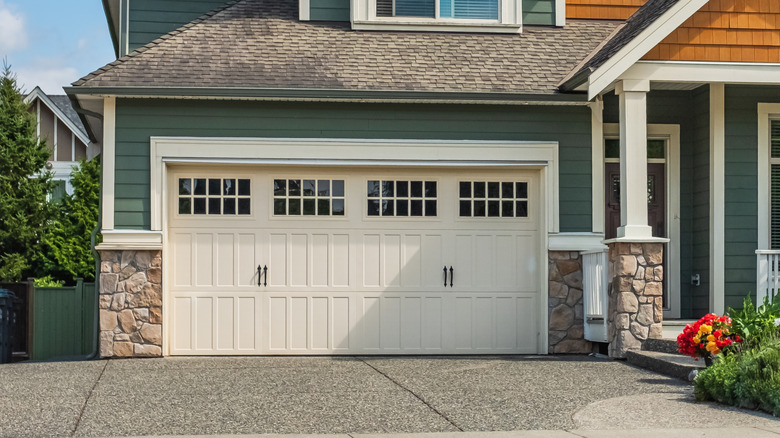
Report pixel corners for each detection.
[178,178,251,215]
[459,181,528,218]
[367,180,437,217]
[274,179,345,216]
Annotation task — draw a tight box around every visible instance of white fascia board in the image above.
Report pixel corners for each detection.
[97,230,163,250]
[622,61,780,84]
[24,87,92,146]
[352,21,521,33]
[587,0,709,100]
[49,161,78,179]
[548,233,606,251]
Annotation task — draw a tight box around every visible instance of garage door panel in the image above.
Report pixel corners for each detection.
[332,297,351,350]
[195,296,213,350]
[216,297,234,350]
[312,234,329,287]
[401,297,422,350]
[172,296,192,351]
[268,297,287,350]
[290,234,308,287]
[311,297,329,350]
[268,234,288,287]
[195,234,214,287]
[362,235,381,288]
[290,297,308,350]
[238,234,257,287]
[217,234,235,287]
[237,297,258,350]
[402,235,422,288]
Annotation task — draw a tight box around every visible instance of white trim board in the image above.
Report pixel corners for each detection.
[622,61,780,85]
[96,230,163,251]
[604,123,682,318]
[757,103,780,251]
[587,0,709,100]
[710,84,725,315]
[102,96,116,231]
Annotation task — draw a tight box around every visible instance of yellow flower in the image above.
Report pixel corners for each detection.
[707,335,715,342]
[700,325,712,334]
[693,336,701,344]
[706,342,720,354]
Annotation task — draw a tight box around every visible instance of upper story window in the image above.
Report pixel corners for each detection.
[351,0,522,33]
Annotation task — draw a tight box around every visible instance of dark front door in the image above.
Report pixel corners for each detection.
[605,163,666,240]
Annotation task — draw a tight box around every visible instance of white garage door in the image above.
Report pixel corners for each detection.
[166,165,542,355]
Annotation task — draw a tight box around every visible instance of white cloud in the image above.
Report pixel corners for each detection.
[15,65,79,95]
[0,1,28,53]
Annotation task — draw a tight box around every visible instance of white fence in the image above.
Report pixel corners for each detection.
[582,249,609,342]
[756,250,780,305]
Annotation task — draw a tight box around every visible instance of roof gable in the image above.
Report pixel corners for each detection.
[25,87,91,146]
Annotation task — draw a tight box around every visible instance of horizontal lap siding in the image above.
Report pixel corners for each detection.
[724,85,780,311]
[310,0,350,21]
[691,86,709,318]
[128,0,230,52]
[114,99,592,231]
[523,0,555,25]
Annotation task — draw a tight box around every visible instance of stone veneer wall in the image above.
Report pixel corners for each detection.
[548,251,592,353]
[607,242,664,358]
[99,250,163,358]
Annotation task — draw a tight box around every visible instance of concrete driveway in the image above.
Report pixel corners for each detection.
[0,355,776,437]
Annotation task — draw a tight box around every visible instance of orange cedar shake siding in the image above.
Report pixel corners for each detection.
[642,0,780,62]
[567,0,647,20]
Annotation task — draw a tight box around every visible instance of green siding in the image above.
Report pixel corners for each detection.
[523,0,555,25]
[723,85,780,311]
[114,99,593,231]
[310,0,350,21]
[128,0,229,52]
[691,86,710,318]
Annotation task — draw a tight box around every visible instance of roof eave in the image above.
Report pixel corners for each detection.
[102,0,119,58]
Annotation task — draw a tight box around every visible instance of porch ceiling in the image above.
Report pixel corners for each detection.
[650,82,705,91]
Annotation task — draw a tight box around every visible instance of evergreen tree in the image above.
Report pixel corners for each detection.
[0,63,56,281]
[43,158,101,282]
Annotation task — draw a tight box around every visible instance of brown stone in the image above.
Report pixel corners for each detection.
[567,324,584,340]
[150,254,162,268]
[629,243,643,255]
[563,270,583,289]
[131,283,162,308]
[113,341,133,357]
[557,260,580,276]
[133,308,149,322]
[636,255,647,267]
[140,323,162,345]
[118,309,136,333]
[549,281,568,299]
[566,288,583,306]
[644,243,663,265]
[147,267,162,284]
[548,330,567,346]
[632,280,646,294]
[129,332,143,343]
[119,264,137,281]
[100,273,118,294]
[99,331,114,357]
[100,310,118,331]
[100,261,113,273]
[638,296,650,304]
[637,304,654,326]
[112,263,120,273]
[654,265,663,281]
[123,272,146,293]
[612,331,642,358]
[616,293,639,313]
[549,304,575,331]
[653,297,663,323]
[99,295,112,309]
[615,255,637,277]
[134,344,162,357]
[553,339,592,354]
[548,263,559,281]
[549,251,571,261]
[649,323,663,339]
[644,282,663,296]
[645,267,654,281]
[614,242,631,255]
[614,276,633,292]
[136,251,153,269]
[616,313,630,330]
[630,321,649,340]
[115,333,130,342]
[634,266,645,280]
[120,251,136,268]
[150,306,162,324]
[110,293,126,311]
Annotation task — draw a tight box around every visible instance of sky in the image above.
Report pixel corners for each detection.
[0,0,115,95]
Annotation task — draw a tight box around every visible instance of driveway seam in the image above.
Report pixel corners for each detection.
[70,360,108,437]
[359,358,464,432]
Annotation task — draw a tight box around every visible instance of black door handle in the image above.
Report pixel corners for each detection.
[443,266,447,287]
[449,266,454,288]
[257,265,263,287]
[263,265,268,287]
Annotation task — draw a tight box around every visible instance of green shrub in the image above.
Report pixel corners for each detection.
[729,295,780,348]
[33,275,64,288]
[695,336,780,416]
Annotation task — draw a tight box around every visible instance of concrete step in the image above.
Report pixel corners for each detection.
[643,338,680,354]
[626,350,705,381]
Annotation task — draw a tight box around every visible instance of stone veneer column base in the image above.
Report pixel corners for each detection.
[607,242,664,358]
[548,251,591,354]
[99,250,163,358]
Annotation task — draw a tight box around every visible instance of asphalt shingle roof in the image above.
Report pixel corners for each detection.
[48,95,88,137]
[73,0,620,95]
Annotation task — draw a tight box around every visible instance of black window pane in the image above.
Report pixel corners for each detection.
[502,182,513,199]
[411,181,423,197]
[459,182,471,198]
[488,200,500,217]
[274,179,286,196]
[424,200,437,216]
[223,198,236,215]
[425,181,437,198]
[396,200,408,216]
[289,199,301,215]
[178,198,191,214]
[459,200,471,217]
[367,200,380,216]
[274,199,286,215]
[367,181,380,197]
[303,199,316,215]
[396,181,408,197]
[238,179,251,196]
[179,178,191,195]
[224,179,236,196]
[474,200,486,216]
[318,180,330,196]
[208,198,221,214]
[238,198,251,215]
[410,200,423,216]
[303,180,316,197]
[516,182,528,199]
[488,182,500,198]
[193,179,207,195]
[289,180,301,196]
[332,199,345,216]
[382,181,394,197]
[332,180,345,197]
[502,200,514,217]
[516,201,528,217]
[381,200,394,216]
[318,199,330,215]
[208,179,221,196]
[194,198,206,214]
[474,182,485,198]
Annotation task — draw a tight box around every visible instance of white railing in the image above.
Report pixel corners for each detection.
[756,250,780,305]
[582,249,609,342]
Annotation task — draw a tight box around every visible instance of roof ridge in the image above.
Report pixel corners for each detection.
[72,0,245,87]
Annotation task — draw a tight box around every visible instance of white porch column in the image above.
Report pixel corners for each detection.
[616,79,652,239]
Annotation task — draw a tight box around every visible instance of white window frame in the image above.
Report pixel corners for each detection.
[758,104,780,250]
[351,0,522,33]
